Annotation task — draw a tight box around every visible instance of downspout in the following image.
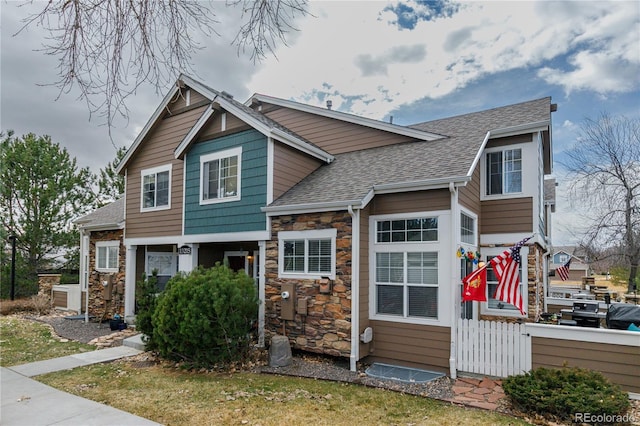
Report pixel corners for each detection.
[449,181,459,379]
[347,204,360,372]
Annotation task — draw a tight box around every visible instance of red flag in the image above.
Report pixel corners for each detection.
[556,258,571,281]
[462,264,487,302]
[490,236,531,315]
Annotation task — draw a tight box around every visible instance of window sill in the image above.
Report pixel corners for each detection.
[370,313,444,326]
[95,268,119,273]
[200,195,241,206]
[278,272,335,280]
[140,205,171,213]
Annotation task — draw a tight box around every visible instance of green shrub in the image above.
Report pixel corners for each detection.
[150,264,258,368]
[135,271,159,348]
[503,367,630,423]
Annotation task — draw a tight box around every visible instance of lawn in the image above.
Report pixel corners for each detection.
[0,316,95,366]
[2,316,531,425]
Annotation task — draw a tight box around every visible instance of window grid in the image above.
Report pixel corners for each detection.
[486,148,522,195]
[283,239,332,274]
[96,245,118,270]
[203,154,238,200]
[376,218,438,243]
[460,213,475,244]
[143,170,169,209]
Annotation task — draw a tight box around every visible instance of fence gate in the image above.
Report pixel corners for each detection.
[456,318,530,378]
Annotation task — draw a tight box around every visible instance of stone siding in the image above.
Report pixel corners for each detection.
[480,242,546,323]
[87,229,126,319]
[38,274,61,297]
[265,212,352,357]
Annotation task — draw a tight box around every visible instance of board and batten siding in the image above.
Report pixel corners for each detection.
[480,197,533,234]
[273,141,323,200]
[367,321,451,373]
[184,129,268,235]
[263,105,415,154]
[531,336,640,394]
[125,105,208,239]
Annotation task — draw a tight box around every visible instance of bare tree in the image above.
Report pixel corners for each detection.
[562,113,640,293]
[16,0,308,132]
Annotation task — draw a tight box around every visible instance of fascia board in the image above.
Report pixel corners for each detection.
[373,176,470,194]
[178,74,219,100]
[116,84,181,174]
[174,104,216,159]
[490,120,550,138]
[250,94,445,142]
[467,131,491,178]
[78,222,125,232]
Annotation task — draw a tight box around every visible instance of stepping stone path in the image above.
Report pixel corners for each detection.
[449,376,505,411]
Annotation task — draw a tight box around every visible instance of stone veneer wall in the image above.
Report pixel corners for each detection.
[87,229,125,319]
[265,212,352,357]
[480,242,546,323]
[38,274,60,298]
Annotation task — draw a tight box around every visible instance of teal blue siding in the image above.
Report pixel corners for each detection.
[184,130,267,234]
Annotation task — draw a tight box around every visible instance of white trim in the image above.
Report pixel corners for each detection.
[526,323,640,346]
[278,229,337,280]
[221,112,227,131]
[95,240,120,272]
[124,230,271,247]
[199,147,242,205]
[175,105,215,158]
[249,93,445,142]
[449,183,459,378]
[347,205,360,371]
[266,137,274,205]
[258,241,266,347]
[368,211,451,326]
[459,206,478,247]
[124,245,137,319]
[224,250,249,272]
[185,89,191,106]
[490,120,550,138]
[373,176,469,194]
[140,164,172,212]
[467,131,491,178]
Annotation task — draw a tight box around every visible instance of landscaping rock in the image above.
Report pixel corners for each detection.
[269,335,292,367]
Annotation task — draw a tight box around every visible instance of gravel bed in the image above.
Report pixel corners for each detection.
[29,314,123,345]
[260,353,455,401]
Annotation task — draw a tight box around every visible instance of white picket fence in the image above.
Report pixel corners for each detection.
[456,318,530,378]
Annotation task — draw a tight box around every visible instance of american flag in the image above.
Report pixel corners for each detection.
[490,236,532,316]
[556,258,572,281]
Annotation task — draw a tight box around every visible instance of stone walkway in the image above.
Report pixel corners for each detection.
[449,376,506,410]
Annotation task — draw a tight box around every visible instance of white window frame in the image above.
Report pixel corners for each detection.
[140,164,172,212]
[370,211,448,325]
[481,146,523,200]
[95,241,119,273]
[278,229,337,280]
[480,246,529,318]
[200,147,242,205]
[460,208,477,246]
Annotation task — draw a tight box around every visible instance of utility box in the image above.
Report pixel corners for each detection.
[280,282,295,320]
[102,275,113,300]
[296,298,307,315]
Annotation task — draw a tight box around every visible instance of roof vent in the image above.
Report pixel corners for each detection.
[326,100,332,110]
[221,91,234,99]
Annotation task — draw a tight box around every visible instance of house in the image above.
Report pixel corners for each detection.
[74,197,126,320]
[550,246,590,282]
[117,74,555,376]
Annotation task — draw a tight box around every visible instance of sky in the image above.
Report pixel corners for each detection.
[1,1,639,246]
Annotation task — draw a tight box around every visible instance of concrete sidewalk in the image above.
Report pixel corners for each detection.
[1,344,161,426]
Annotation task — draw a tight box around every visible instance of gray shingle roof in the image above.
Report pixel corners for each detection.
[74,197,125,229]
[268,97,551,208]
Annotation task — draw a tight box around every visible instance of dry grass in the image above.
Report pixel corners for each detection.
[0,295,52,316]
[38,361,530,426]
[0,316,95,366]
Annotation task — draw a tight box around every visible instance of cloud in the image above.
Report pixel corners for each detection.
[355,44,427,76]
[382,0,461,30]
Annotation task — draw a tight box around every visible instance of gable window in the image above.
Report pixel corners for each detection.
[486,148,522,195]
[278,229,336,279]
[96,241,119,272]
[200,147,241,204]
[141,165,171,211]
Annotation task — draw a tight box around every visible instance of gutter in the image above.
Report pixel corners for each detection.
[347,205,360,372]
[449,181,459,379]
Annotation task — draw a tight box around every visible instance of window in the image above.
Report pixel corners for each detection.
[483,252,527,316]
[371,214,444,323]
[376,217,438,243]
[486,148,522,195]
[460,212,475,245]
[375,252,439,319]
[278,229,336,279]
[96,241,119,272]
[200,147,241,204]
[141,165,171,211]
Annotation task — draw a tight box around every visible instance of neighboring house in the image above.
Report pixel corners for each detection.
[117,74,555,375]
[550,246,590,282]
[74,197,126,320]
